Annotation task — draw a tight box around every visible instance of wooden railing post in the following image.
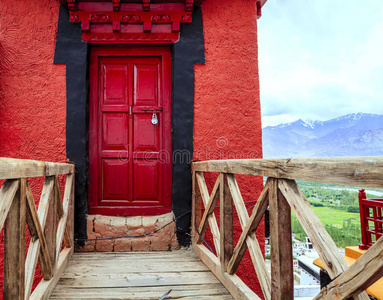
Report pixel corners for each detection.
[269,178,293,299]
[4,179,26,300]
[220,173,233,272]
[358,189,369,249]
[192,170,202,243]
[45,176,57,272]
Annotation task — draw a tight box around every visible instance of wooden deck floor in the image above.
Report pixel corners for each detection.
[50,249,234,299]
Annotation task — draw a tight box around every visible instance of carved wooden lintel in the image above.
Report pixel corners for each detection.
[67,0,196,42]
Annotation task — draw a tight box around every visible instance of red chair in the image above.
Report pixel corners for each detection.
[359,189,383,250]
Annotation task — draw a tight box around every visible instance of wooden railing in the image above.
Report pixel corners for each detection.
[191,157,383,300]
[0,158,75,300]
[358,189,383,250]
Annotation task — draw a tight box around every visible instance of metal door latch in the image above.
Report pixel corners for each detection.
[151,113,158,125]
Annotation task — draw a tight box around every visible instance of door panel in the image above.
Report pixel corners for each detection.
[133,159,159,201]
[89,47,172,216]
[133,113,159,152]
[102,113,129,151]
[102,158,129,201]
[134,64,159,106]
[103,64,128,105]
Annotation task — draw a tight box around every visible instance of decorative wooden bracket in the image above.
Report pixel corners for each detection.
[61,0,203,43]
[112,0,120,11]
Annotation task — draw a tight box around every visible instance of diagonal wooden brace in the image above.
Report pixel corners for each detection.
[196,175,220,243]
[227,180,269,274]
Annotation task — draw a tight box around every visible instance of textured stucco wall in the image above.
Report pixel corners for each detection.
[194,0,264,296]
[0,0,264,296]
[0,0,66,293]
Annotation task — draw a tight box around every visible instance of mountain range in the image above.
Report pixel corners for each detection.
[262,113,383,158]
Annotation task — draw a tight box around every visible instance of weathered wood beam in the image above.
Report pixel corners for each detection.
[193,243,261,300]
[278,179,370,300]
[196,175,220,244]
[25,182,53,282]
[228,179,269,274]
[269,178,293,299]
[25,177,55,298]
[56,174,74,262]
[4,179,25,300]
[192,171,202,244]
[0,179,19,232]
[55,175,64,219]
[314,234,383,299]
[220,173,233,272]
[227,174,271,300]
[196,172,221,257]
[29,247,74,300]
[64,173,75,248]
[192,157,383,188]
[45,177,58,276]
[0,157,74,179]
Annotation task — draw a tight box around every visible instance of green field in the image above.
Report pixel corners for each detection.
[309,206,361,226]
[291,182,365,248]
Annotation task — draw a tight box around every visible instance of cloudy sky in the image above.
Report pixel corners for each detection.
[258,0,383,127]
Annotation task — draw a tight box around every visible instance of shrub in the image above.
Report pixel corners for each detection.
[309,200,324,207]
[347,206,360,213]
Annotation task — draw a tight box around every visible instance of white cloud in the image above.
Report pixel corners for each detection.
[258,0,383,127]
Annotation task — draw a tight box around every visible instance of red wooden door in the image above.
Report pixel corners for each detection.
[89,48,172,216]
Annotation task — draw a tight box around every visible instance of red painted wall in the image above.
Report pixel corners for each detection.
[0,0,67,294]
[0,0,264,297]
[194,0,264,297]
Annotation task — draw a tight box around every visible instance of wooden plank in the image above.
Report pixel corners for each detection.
[269,178,293,299]
[196,175,220,243]
[51,293,233,299]
[63,173,75,248]
[25,182,53,284]
[30,247,74,300]
[228,174,271,300]
[228,180,269,274]
[194,243,261,300]
[55,176,64,218]
[192,171,202,244]
[70,251,202,259]
[50,284,231,299]
[196,172,221,257]
[63,262,210,274]
[57,271,221,288]
[51,294,233,300]
[314,235,383,299]
[0,179,19,232]
[220,173,233,272]
[56,174,74,261]
[192,156,383,188]
[45,176,57,276]
[25,176,55,298]
[0,157,74,179]
[4,179,25,300]
[278,179,370,300]
[50,251,233,299]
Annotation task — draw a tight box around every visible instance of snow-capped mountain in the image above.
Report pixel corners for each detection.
[262,113,383,158]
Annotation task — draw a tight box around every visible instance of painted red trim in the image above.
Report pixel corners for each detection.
[65,1,199,42]
[88,47,172,216]
[60,0,205,6]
